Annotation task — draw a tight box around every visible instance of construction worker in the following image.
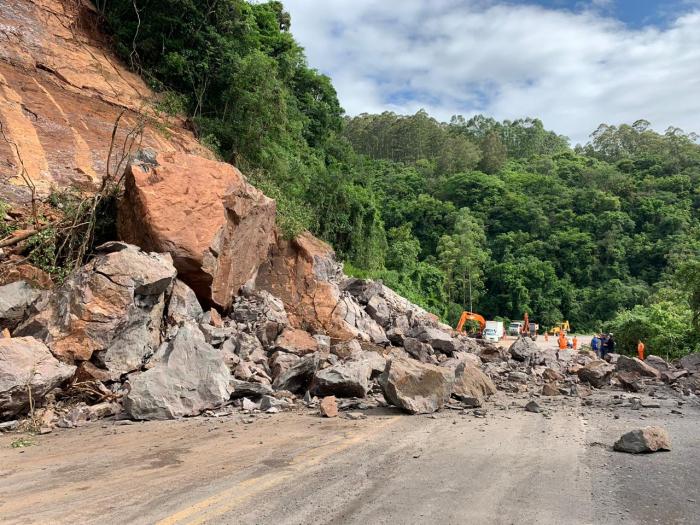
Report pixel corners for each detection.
[572,335,578,350]
[544,332,549,343]
[558,332,567,350]
[637,340,645,361]
[591,334,601,358]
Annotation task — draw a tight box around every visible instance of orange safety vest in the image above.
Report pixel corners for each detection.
[637,341,645,360]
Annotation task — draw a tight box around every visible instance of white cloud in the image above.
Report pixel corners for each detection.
[283,0,700,144]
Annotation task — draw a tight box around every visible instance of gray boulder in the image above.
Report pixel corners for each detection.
[613,426,671,454]
[479,344,508,363]
[678,353,700,372]
[409,325,456,355]
[379,357,455,414]
[311,360,372,398]
[0,281,41,331]
[577,360,614,388]
[272,354,320,393]
[124,322,231,420]
[451,362,496,407]
[366,295,391,327]
[616,355,660,378]
[166,279,203,324]
[644,355,669,372]
[0,337,75,418]
[403,337,434,363]
[15,242,176,378]
[509,337,538,362]
[230,379,274,399]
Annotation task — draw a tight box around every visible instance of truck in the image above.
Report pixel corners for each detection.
[507,321,523,336]
[483,321,504,342]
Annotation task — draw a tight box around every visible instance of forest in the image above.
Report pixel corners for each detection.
[97,0,700,358]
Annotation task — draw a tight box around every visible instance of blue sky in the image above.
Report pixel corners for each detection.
[514,0,695,27]
[283,0,700,144]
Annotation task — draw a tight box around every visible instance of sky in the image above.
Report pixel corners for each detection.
[282,0,700,145]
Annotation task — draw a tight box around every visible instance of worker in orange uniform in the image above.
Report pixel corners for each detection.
[558,332,567,350]
[572,335,578,350]
[637,340,645,360]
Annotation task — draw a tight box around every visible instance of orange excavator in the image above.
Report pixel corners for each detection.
[455,311,486,336]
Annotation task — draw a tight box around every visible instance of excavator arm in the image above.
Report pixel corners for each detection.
[455,311,486,334]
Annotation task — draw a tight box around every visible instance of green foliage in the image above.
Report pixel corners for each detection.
[10,437,35,448]
[605,301,696,360]
[100,1,700,355]
[0,198,13,237]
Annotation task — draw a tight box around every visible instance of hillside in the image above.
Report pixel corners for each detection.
[96,0,700,357]
[1,0,699,359]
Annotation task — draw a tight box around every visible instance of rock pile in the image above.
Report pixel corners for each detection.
[3,149,700,429]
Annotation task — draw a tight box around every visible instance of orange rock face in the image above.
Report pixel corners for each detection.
[118,152,276,310]
[0,0,205,202]
[254,232,358,340]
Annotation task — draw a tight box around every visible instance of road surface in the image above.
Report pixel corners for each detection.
[1,391,698,524]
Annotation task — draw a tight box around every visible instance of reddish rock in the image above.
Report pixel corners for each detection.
[542,383,560,396]
[320,396,338,417]
[119,152,276,310]
[254,233,357,340]
[274,328,319,356]
[0,0,205,203]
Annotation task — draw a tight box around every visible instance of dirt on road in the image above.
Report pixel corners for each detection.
[1,390,698,525]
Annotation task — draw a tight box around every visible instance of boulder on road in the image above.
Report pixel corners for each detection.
[613,426,671,454]
[15,242,176,375]
[451,362,496,407]
[311,360,372,398]
[577,360,614,388]
[0,281,41,331]
[379,358,455,414]
[119,151,276,310]
[509,337,538,362]
[320,396,338,417]
[616,356,660,378]
[230,379,274,399]
[678,353,700,373]
[123,322,231,420]
[0,337,76,418]
[272,354,320,393]
[644,355,669,372]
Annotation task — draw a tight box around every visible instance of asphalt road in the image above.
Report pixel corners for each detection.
[1,390,698,525]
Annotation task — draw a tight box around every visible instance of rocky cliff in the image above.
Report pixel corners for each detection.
[0,0,205,202]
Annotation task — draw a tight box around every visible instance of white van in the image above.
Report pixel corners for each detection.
[483,321,504,342]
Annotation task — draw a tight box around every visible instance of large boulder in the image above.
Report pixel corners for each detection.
[254,233,359,340]
[509,337,538,362]
[479,344,509,363]
[0,337,75,418]
[119,151,276,311]
[15,243,175,377]
[123,322,231,420]
[613,426,671,454]
[644,355,669,372]
[678,353,700,373]
[409,325,456,355]
[451,362,496,407]
[0,281,41,331]
[311,360,372,398]
[272,354,320,393]
[577,360,614,388]
[616,356,660,378]
[379,357,455,414]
